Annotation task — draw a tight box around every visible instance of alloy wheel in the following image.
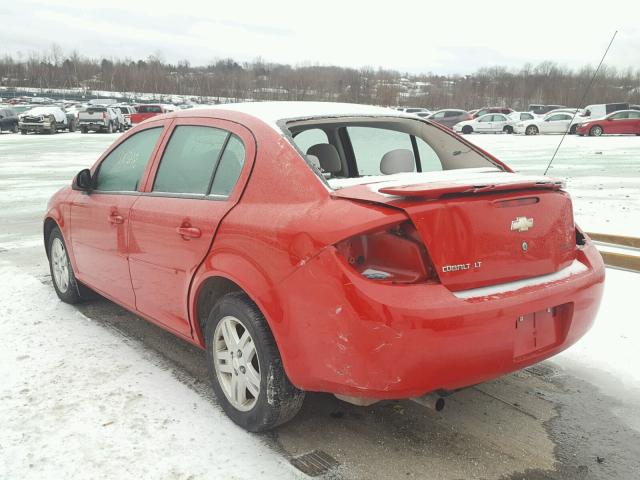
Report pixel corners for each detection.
[213,315,261,411]
[51,237,70,293]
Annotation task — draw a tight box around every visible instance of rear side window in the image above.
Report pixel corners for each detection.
[348,127,415,176]
[444,111,460,118]
[153,126,229,195]
[293,128,329,154]
[210,135,245,196]
[95,127,163,192]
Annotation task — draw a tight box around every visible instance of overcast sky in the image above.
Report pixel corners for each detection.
[2,0,639,74]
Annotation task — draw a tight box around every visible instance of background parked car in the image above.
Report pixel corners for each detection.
[18,106,69,134]
[576,110,640,136]
[472,107,514,119]
[427,109,472,128]
[114,105,136,129]
[513,111,578,135]
[0,107,19,133]
[527,104,565,115]
[453,113,513,134]
[397,107,432,117]
[130,104,167,124]
[78,106,120,133]
[583,102,633,120]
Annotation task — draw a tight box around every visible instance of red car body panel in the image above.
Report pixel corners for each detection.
[45,105,605,400]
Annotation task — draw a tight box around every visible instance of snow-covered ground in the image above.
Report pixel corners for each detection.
[0,264,301,479]
[1,131,639,478]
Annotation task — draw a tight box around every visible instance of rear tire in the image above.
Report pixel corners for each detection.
[503,125,513,134]
[48,227,83,304]
[20,129,27,135]
[204,292,305,432]
[461,125,473,134]
[525,125,539,135]
[81,127,88,134]
[590,125,603,136]
[106,122,113,134]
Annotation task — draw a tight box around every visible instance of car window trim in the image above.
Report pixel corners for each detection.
[206,132,233,196]
[409,135,422,172]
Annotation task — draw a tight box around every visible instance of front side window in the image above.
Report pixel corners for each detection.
[478,115,492,122]
[431,111,446,119]
[153,126,229,195]
[444,111,460,118]
[628,111,640,119]
[494,115,507,122]
[210,135,246,197]
[95,127,163,192]
[610,112,628,120]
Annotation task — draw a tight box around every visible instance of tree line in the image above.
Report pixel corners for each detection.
[1,45,639,108]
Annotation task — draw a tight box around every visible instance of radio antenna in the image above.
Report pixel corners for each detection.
[543,30,617,176]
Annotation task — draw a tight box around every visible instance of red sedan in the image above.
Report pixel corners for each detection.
[44,102,605,431]
[576,109,640,136]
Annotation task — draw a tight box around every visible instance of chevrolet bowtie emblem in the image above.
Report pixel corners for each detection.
[511,216,534,232]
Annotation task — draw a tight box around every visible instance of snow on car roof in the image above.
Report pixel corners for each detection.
[194,101,408,131]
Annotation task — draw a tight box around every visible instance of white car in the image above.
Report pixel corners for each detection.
[453,113,514,134]
[513,112,582,135]
[397,107,432,118]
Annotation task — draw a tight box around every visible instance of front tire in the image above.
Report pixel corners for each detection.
[590,125,603,136]
[204,292,305,432]
[48,227,83,304]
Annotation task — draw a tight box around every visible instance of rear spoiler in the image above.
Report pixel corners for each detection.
[377,179,564,199]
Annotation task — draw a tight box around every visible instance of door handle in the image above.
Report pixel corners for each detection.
[108,214,124,224]
[176,226,201,239]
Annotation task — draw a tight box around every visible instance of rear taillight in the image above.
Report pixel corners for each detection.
[335,221,439,284]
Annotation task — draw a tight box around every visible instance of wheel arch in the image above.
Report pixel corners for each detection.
[189,252,285,354]
[43,214,63,258]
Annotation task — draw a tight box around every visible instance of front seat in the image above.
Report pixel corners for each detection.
[380,149,415,175]
[306,143,342,176]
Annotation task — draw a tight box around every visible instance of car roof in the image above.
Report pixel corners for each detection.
[173,101,405,130]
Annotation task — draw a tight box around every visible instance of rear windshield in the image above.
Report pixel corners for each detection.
[87,107,107,113]
[288,117,501,188]
[138,105,162,113]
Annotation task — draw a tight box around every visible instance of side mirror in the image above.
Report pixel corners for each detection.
[73,168,93,192]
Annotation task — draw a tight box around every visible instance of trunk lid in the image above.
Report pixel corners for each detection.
[332,169,576,291]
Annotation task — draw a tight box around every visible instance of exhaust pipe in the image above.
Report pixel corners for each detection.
[412,393,445,412]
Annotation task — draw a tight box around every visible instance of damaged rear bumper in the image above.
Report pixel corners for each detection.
[273,242,605,399]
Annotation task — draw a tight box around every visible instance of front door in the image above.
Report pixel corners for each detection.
[70,125,166,308]
[128,118,254,337]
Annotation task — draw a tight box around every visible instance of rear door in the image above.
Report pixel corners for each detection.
[70,123,167,308]
[127,117,255,337]
[628,111,640,134]
[607,111,629,133]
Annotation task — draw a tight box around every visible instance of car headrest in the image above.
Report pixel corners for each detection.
[380,149,415,175]
[306,143,342,173]
[306,154,321,170]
